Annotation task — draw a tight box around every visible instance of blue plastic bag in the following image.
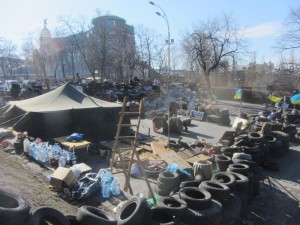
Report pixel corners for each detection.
[66,133,84,142]
[166,163,193,179]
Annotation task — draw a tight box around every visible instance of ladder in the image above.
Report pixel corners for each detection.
[110,96,156,203]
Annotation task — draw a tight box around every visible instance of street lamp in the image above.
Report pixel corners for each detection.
[149,1,173,149]
[235,76,244,116]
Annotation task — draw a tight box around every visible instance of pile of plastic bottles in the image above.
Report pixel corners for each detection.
[96,168,121,198]
[26,138,74,167]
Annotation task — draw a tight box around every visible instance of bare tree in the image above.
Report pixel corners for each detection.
[0,39,19,79]
[278,6,300,51]
[22,32,52,90]
[182,15,245,99]
[135,25,164,79]
[59,16,97,79]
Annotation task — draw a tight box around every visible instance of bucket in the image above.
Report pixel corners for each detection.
[193,160,212,180]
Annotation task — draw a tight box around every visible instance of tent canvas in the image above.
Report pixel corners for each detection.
[0,83,129,141]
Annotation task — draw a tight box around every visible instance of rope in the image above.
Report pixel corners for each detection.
[0,113,27,126]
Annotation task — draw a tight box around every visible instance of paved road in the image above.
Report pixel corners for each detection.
[96,101,300,225]
[133,101,300,225]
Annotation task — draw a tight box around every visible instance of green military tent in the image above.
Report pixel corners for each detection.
[0,82,129,142]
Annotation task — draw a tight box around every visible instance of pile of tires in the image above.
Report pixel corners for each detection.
[155,169,247,225]
[157,171,180,196]
[144,165,165,180]
[214,154,232,172]
[154,196,188,224]
[228,172,249,219]
[199,179,241,225]
[219,109,231,126]
[215,133,266,200]
[232,131,282,168]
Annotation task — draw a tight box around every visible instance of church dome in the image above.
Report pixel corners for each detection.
[41,27,51,39]
[40,19,51,40]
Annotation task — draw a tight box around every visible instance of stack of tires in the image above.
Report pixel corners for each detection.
[178,187,223,225]
[200,177,241,225]
[153,196,188,224]
[157,171,180,196]
[266,131,290,157]
[219,109,231,126]
[153,169,247,225]
[215,134,264,199]
[227,163,255,204]
[215,154,232,172]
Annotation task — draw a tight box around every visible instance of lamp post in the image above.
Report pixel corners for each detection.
[235,76,244,116]
[149,1,173,148]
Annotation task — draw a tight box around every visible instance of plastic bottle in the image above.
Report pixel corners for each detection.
[70,165,81,178]
[23,138,30,153]
[96,169,106,180]
[100,169,112,181]
[29,142,36,157]
[101,178,111,198]
[70,151,77,165]
[58,156,66,167]
[110,177,121,196]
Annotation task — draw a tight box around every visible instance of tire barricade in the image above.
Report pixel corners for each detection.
[0,166,262,225]
[156,171,180,196]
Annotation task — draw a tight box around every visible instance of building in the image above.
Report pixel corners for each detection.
[39,15,135,81]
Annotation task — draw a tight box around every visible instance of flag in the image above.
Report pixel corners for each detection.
[234,89,242,100]
[290,94,300,104]
[268,94,282,103]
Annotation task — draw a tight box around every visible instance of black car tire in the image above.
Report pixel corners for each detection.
[158,172,180,184]
[0,188,31,225]
[26,206,70,225]
[116,196,150,225]
[156,196,188,216]
[76,205,117,225]
[178,187,212,210]
[211,172,236,191]
[199,181,230,202]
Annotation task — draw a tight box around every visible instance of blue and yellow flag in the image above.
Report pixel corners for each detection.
[290,94,300,104]
[268,94,282,103]
[234,89,242,100]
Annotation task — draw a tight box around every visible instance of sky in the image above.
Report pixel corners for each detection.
[1,0,299,66]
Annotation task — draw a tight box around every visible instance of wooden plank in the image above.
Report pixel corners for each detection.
[185,154,212,164]
[180,148,197,159]
[141,144,152,152]
[177,151,189,160]
[157,151,192,169]
[151,142,167,154]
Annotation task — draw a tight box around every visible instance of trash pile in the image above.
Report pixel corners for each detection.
[83,77,160,102]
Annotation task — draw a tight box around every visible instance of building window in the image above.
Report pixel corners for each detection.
[107,19,115,27]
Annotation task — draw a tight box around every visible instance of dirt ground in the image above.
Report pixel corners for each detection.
[0,149,79,216]
[1,100,300,224]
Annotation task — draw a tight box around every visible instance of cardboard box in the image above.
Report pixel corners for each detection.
[50,167,78,190]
